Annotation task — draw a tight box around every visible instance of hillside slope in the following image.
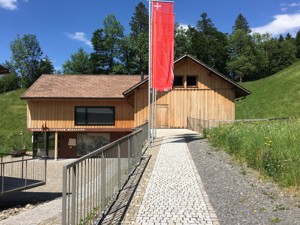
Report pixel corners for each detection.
[236,61,300,119]
[0,89,31,154]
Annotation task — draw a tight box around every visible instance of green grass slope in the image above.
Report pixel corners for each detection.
[0,89,31,154]
[236,61,300,119]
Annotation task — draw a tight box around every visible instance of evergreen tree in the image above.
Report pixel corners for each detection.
[232,13,251,34]
[39,56,54,75]
[103,14,125,73]
[285,33,293,41]
[91,14,125,74]
[191,13,228,74]
[129,2,149,74]
[174,23,191,59]
[91,28,108,74]
[62,48,92,74]
[278,34,284,42]
[90,28,108,74]
[227,29,256,81]
[119,35,136,74]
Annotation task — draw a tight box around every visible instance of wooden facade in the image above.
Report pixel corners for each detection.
[22,55,250,159]
[131,55,250,128]
[27,99,134,131]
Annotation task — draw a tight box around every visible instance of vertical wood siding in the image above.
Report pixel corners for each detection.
[134,58,236,128]
[27,99,134,129]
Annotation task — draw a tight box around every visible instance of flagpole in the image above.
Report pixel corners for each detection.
[147,0,152,144]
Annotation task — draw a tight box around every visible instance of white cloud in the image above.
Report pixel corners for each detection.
[288,2,300,7]
[66,32,92,47]
[251,13,300,36]
[281,2,300,11]
[0,0,17,10]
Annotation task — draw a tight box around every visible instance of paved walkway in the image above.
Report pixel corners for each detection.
[0,129,219,225]
[124,129,219,225]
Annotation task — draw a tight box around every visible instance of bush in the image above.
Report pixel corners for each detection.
[0,73,20,93]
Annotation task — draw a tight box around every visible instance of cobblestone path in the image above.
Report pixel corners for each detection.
[135,135,219,225]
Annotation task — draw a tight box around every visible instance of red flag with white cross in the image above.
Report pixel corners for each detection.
[151,1,174,91]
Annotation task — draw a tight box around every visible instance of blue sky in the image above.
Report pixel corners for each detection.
[1,0,300,71]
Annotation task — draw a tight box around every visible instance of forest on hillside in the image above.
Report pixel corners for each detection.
[1,2,300,93]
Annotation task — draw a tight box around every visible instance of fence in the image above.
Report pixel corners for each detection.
[62,122,148,225]
[187,117,292,133]
[187,117,211,133]
[0,154,47,195]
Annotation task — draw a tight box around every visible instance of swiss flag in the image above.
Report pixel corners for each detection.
[151,1,174,92]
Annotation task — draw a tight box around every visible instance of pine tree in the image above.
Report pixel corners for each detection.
[129,2,149,74]
[191,13,228,74]
[232,13,251,34]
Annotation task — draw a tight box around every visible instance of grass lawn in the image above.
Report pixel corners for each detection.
[0,89,31,154]
[236,61,300,119]
[207,61,300,190]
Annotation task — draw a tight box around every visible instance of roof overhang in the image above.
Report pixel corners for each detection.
[123,55,251,99]
[123,78,148,97]
[175,55,251,98]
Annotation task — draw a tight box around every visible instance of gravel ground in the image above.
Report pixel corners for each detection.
[186,134,300,225]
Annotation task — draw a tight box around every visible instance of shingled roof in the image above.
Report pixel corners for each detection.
[0,65,9,74]
[21,74,143,99]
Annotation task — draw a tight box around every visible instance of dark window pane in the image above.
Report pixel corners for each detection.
[173,76,183,86]
[87,108,114,125]
[87,108,103,124]
[187,76,197,86]
[76,108,86,125]
[76,107,115,125]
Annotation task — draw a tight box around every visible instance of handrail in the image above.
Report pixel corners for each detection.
[0,156,47,195]
[62,122,148,225]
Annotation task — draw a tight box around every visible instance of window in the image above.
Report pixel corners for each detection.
[75,107,115,125]
[187,76,197,87]
[173,76,183,86]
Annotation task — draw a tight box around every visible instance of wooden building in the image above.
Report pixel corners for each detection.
[0,65,9,74]
[21,55,250,159]
[127,55,250,128]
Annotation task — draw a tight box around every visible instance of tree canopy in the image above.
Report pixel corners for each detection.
[2,3,299,93]
[63,48,92,74]
[9,34,43,87]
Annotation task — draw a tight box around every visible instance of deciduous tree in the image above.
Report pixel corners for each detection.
[9,34,43,87]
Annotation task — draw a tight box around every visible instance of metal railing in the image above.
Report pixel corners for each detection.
[187,117,211,133]
[62,123,148,225]
[187,117,293,133]
[0,154,47,195]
